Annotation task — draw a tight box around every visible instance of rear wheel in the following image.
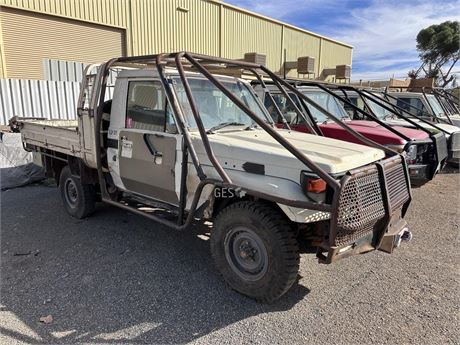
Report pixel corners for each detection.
[211,201,300,303]
[59,166,96,219]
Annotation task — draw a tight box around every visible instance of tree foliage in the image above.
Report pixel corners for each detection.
[412,21,459,87]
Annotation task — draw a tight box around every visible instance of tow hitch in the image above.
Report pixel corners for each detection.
[401,229,413,242]
[379,218,413,254]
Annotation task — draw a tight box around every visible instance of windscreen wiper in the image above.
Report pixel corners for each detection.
[206,122,246,134]
[244,123,259,130]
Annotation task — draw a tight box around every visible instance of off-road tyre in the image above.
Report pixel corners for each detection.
[59,166,96,219]
[211,201,300,303]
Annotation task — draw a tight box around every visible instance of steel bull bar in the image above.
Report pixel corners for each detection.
[448,131,460,162]
[93,52,411,264]
[318,155,412,263]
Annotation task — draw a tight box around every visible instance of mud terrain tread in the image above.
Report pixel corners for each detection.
[211,201,300,303]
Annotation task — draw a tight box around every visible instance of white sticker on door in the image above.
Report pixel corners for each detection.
[121,140,133,158]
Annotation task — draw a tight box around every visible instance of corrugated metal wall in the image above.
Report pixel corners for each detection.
[0,79,81,124]
[43,58,120,84]
[320,40,353,75]
[0,78,115,124]
[43,59,89,82]
[0,0,128,27]
[284,27,321,77]
[0,6,125,79]
[0,0,352,80]
[129,0,221,56]
[221,6,283,71]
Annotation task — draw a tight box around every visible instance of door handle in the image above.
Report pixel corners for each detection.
[143,133,163,164]
[153,151,163,165]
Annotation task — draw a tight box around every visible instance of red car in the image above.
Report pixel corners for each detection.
[256,85,445,185]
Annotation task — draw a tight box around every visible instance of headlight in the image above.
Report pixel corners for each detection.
[405,145,418,164]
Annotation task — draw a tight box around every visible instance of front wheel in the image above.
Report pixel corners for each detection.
[211,201,300,303]
[59,166,96,219]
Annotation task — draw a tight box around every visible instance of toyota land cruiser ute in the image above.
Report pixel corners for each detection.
[254,81,445,186]
[9,53,412,302]
[429,88,460,119]
[340,89,460,166]
[387,90,460,128]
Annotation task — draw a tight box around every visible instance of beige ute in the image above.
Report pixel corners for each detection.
[10,53,412,302]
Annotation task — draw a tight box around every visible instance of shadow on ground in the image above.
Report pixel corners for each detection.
[1,184,309,344]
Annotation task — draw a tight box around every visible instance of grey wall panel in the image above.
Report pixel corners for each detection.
[0,77,117,125]
[0,78,81,124]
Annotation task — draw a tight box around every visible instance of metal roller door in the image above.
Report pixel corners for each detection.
[0,7,126,79]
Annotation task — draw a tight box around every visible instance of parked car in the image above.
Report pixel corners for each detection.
[387,91,460,127]
[10,53,412,302]
[342,89,460,166]
[254,82,446,186]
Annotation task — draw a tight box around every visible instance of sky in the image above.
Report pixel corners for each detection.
[224,0,460,81]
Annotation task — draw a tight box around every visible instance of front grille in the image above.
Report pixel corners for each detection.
[384,162,410,210]
[334,158,410,247]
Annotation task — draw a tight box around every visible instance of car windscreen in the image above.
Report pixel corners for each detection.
[367,95,394,119]
[426,95,445,117]
[301,90,349,123]
[264,92,303,124]
[172,76,269,130]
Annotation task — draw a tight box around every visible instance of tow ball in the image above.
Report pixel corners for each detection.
[394,228,413,248]
[379,224,413,254]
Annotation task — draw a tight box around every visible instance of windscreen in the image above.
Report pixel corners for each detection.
[367,95,394,119]
[426,95,445,117]
[264,92,303,123]
[302,90,349,123]
[172,76,269,130]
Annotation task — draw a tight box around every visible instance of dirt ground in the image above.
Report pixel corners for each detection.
[1,168,459,344]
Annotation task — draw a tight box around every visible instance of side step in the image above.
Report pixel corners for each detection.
[118,193,180,221]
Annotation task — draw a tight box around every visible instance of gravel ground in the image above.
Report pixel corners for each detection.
[1,169,459,345]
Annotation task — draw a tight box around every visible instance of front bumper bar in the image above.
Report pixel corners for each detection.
[317,156,411,263]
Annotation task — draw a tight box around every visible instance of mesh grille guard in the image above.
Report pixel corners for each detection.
[319,155,411,263]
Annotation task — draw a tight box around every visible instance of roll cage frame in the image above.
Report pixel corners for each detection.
[252,79,446,180]
[254,79,433,148]
[378,90,453,128]
[421,87,459,123]
[78,52,411,263]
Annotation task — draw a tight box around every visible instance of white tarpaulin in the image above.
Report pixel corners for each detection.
[0,133,45,189]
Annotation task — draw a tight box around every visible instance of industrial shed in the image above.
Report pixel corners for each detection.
[0,0,353,81]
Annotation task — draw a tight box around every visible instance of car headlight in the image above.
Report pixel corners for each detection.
[405,145,418,164]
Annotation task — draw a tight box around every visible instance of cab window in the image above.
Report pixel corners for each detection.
[126,81,176,133]
[264,93,304,124]
[396,97,427,117]
[412,98,428,117]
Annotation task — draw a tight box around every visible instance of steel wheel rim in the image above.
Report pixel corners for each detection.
[224,226,268,281]
[64,178,78,208]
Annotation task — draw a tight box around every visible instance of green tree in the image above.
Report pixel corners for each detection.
[412,21,459,87]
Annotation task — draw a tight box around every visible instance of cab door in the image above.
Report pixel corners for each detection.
[117,80,179,205]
